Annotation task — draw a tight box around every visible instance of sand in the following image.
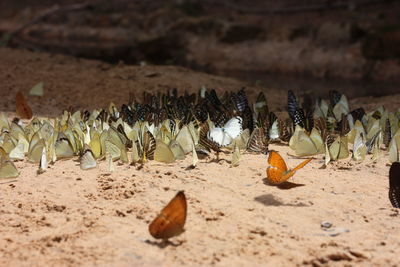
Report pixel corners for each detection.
[0,47,399,266]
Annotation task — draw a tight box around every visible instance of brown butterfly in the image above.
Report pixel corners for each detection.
[149,191,187,240]
[389,162,400,208]
[247,127,268,154]
[266,150,312,184]
[198,122,221,153]
[16,91,33,119]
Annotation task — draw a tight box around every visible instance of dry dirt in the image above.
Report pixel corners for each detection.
[0,47,399,266]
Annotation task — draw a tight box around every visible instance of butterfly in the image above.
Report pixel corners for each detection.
[231,142,240,167]
[325,134,349,164]
[329,90,342,107]
[139,129,156,162]
[29,82,44,96]
[352,131,367,162]
[9,143,25,160]
[266,150,312,184]
[208,116,243,147]
[289,126,324,156]
[332,93,350,121]
[383,118,392,148]
[175,125,194,154]
[154,141,175,163]
[149,191,187,240]
[287,90,298,121]
[313,98,329,118]
[80,145,97,170]
[0,148,19,179]
[247,128,268,154]
[198,122,220,153]
[37,146,48,174]
[389,132,400,163]
[55,132,75,159]
[389,162,400,208]
[15,91,33,119]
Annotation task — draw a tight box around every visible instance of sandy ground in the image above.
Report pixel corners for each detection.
[0,47,400,266]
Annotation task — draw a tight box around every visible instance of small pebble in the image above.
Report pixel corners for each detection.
[321,221,332,229]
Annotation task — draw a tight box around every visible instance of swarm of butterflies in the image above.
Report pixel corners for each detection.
[1,87,400,241]
[1,88,400,179]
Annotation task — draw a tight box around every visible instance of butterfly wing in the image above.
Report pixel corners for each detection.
[154,141,175,163]
[199,122,220,152]
[175,126,194,154]
[309,128,324,153]
[29,82,44,96]
[352,131,367,161]
[268,150,287,171]
[208,127,232,147]
[38,147,48,174]
[294,130,319,156]
[9,143,25,160]
[0,149,19,179]
[55,133,75,159]
[143,130,156,160]
[28,138,46,163]
[292,158,313,172]
[389,136,400,163]
[231,142,240,167]
[149,191,187,239]
[277,157,312,183]
[169,140,186,160]
[389,162,400,208]
[16,91,33,119]
[80,145,97,170]
[287,90,298,120]
[268,120,280,141]
[223,116,243,140]
[266,151,288,184]
[328,136,341,161]
[248,128,268,154]
[332,94,349,121]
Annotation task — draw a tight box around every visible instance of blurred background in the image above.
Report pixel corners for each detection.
[1,0,399,97]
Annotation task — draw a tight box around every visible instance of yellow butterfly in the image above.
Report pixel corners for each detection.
[175,125,194,154]
[289,126,324,156]
[325,135,349,163]
[55,132,74,159]
[332,94,349,121]
[169,140,185,160]
[231,142,240,167]
[154,141,175,163]
[389,129,400,163]
[80,145,97,170]
[28,138,46,163]
[352,131,366,162]
[0,148,19,179]
[29,82,44,96]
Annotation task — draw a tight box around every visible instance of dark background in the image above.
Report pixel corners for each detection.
[1,0,399,96]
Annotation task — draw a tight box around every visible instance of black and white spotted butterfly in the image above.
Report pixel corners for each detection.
[389,162,400,208]
[287,90,298,120]
[208,116,243,147]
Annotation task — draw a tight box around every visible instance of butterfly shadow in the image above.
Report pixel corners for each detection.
[145,239,184,248]
[262,178,305,190]
[254,194,309,207]
[0,179,17,185]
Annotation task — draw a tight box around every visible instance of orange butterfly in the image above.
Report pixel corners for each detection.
[15,91,33,119]
[149,191,187,240]
[266,150,312,184]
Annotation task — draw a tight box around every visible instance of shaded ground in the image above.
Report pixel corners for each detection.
[0,47,399,266]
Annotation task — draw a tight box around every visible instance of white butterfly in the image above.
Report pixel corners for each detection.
[208,116,243,147]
